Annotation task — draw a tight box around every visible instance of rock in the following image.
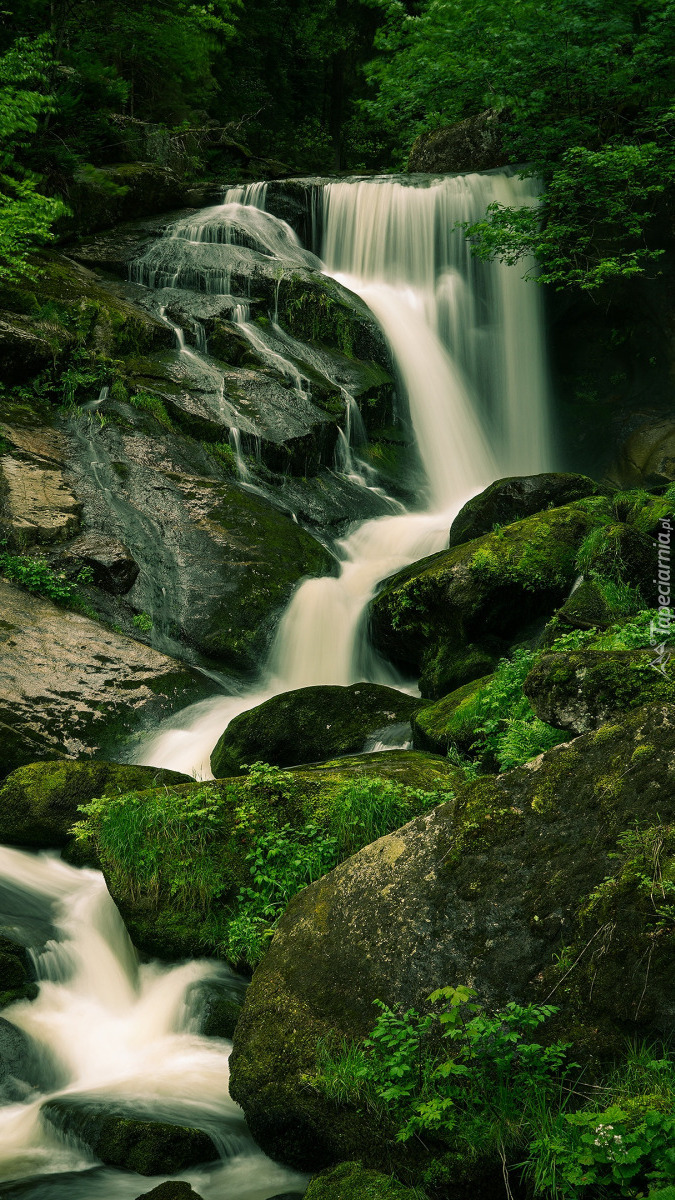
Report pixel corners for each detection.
[42,1097,218,1174]
[0,314,56,382]
[408,111,506,174]
[229,703,675,1171]
[607,420,675,488]
[411,674,492,757]
[523,649,675,734]
[59,530,140,594]
[210,684,424,777]
[0,1018,49,1100]
[0,760,190,847]
[369,503,596,698]
[552,577,616,631]
[448,472,602,547]
[0,452,81,548]
[135,1183,204,1200]
[305,1163,424,1200]
[0,580,217,777]
[95,751,459,960]
[63,163,193,236]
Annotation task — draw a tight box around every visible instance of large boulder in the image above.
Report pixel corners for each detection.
[229,703,675,1171]
[0,579,216,778]
[448,472,602,547]
[135,1185,205,1200]
[0,760,190,847]
[524,649,675,734]
[63,163,194,236]
[606,420,675,488]
[42,1097,218,1174]
[408,112,506,174]
[210,684,424,777]
[369,503,596,698]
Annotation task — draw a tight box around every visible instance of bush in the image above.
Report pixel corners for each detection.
[0,546,92,605]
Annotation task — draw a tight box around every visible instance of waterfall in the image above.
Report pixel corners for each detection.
[134,171,553,779]
[0,847,306,1196]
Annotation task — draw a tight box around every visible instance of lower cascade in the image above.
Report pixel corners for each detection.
[134,172,552,778]
[0,846,305,1198]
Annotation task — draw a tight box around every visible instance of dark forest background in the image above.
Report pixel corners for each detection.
[2,0,675,290]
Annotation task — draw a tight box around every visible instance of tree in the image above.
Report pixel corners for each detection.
[0,36,68,283]
[362,0,675,288]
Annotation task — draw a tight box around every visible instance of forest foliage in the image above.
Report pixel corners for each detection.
[1,0,675,287]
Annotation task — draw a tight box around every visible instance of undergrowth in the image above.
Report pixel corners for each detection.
[72,762,449,968]
[0,544,93,606]
[311,989,675,1198]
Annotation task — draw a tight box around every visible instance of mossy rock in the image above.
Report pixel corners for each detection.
[0,760,190,848]
[524,649,675,734]
[42,1097,217,1174]
[449,472,602,546]
[229,703,675,1173]
[88,751,459,961]
[369,502,598,698]
[135,1184,204,1200]
[305,1162,426,1200]
[411,674,493,757]
[554,577,616,631]
[195,484,334,670]
[210,684,424,777]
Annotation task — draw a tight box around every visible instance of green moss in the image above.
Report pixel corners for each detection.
[305,1162,426,1200]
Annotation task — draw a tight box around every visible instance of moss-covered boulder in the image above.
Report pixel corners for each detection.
[524,649,675,734]
[135,1184,204,1200]
[369,503,596,698]
[85,751,459,961]
[0,760,190,848]
[135,1184,205,1200]
[210,684,424,777]
[305,1162,425,1200]
[229,703,675,1172]
[449,472,602,547]
[411,674,492,757]
[42,1097,218,1174]
[553,577,617,631]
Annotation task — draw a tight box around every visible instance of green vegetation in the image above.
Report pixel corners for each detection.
[0,545,92,605]
[72,763,447,967]
[367,0,675,289]
[313,989,675,1196]
[132,612,153,633]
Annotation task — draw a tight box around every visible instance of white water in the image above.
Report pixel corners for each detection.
[135,171,552,779]
[0,846,306,1197]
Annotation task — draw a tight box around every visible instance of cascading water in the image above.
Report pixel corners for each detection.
[0,846,306,1197]
[134,171,553,778]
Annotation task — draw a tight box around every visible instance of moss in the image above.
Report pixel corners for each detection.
[42,1099,216,1175]
[305,1162,426,1200]
[524,650,675,734]
[412,674,493,756]
[370,503,598,699]
[0,760,190,848]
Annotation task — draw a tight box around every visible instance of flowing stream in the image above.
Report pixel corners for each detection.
[135,171,552,777]
[0,847,306,1198]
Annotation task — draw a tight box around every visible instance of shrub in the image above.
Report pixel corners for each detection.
[0,546,92,605]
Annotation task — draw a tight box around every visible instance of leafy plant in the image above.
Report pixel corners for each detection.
[132,612,153,633]
[312,986,573,1164]
[0,545,92,605]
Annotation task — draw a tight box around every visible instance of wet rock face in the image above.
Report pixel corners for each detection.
[0,445,81,548]
[607,419,675,487]
[524,649,675,734]
[0,580,217,777]
[229,703,675,1171]
[448,472,602,547]
[42,1097,218,1174]
[0,760,191,846]
[210,683,424,777]
[369,503,595,698]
